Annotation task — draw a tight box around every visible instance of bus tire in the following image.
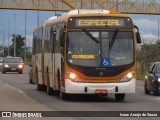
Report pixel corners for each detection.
[36,70,44,91]
[115,93,125,102]
[60,91,68,100]
[37,84,44,91]
[46,72,53,95]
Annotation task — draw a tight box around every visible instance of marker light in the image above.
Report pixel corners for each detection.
[18,64,23,69]
[120,71,135,82]
[4,64,9,68]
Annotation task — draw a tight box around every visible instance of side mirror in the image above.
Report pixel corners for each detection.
[136,32,141,44]
[134,25,141,44]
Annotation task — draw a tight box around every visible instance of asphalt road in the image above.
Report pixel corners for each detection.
[0,66,160,120]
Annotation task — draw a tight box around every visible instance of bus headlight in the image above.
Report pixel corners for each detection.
[120,71,135,82]
[158,78,160,82]
[66,71,83,82]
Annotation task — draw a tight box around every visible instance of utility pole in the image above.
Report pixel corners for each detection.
[24,10,27,62]
[8,19,10,56]
[3,24,5,57]
[158,18,159,42]
[116,0,119,12]
[37,1,39,25]
[14,14,16,57]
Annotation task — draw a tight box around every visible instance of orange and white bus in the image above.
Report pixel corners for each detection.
[32,9,141,101]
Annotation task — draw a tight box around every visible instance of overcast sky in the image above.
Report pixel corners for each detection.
[0,10,160,47]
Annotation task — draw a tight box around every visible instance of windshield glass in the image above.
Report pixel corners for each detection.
[4,58,23,63]
[67,31,134,67]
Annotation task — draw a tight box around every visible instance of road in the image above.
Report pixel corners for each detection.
[0,66,160,120]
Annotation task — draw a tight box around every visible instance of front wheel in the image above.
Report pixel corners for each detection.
[144,82,150,94]
[60,91,69,100]
[115,94,125,102]
[153,83,159,96]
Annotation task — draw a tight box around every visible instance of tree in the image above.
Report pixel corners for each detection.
[10,34,25,58]
[137,41,160,74]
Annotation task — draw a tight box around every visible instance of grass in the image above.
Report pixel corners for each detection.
[24,59,32,65]
[136,68,147,79]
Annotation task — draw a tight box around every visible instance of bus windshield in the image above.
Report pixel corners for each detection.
[67,31,134,67]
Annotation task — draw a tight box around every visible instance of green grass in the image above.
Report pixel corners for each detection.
[136,68,147,79]
[24,59,32,65]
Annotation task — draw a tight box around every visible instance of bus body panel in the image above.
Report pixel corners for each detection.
[43,52,49,85]
[32,10,139,100]
[36,53,43,84]
[32,55,37,84]
[54,53,61,90]
[65,79,135,94]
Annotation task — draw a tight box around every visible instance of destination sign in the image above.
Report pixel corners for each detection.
[72,55,95,59]
[77,19,123,27]
[68,17,132,29]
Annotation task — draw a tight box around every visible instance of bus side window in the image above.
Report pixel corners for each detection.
[33,32,38,55]
[50,25,55,53]
[55,25,61,53]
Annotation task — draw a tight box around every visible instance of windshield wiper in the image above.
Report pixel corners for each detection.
[109,29,119,49]
[82,29,99,43]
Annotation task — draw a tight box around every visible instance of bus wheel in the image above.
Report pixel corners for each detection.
[37,84,44,91]
[36,71,44,91]
[60,91,68,100]
[46,73,53,95]
[115,93,125,102]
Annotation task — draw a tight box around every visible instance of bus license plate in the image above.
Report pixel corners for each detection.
[95,89,107,94]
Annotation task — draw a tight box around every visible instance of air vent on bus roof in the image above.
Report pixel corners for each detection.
[62,9,110,16]
[47,16,58,20]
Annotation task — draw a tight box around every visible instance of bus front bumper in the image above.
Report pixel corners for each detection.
[65,79,135,94]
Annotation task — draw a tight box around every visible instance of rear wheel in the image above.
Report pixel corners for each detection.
[2,71,6,74]
[115,94,125,102]
[37,84,44,91]
[36,70,44,91]
[46,72,53,95]
[144,82,150,94]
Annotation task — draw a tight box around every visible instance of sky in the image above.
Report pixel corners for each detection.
[0,9,160,48]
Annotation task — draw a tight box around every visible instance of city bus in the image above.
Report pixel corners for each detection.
[32,9,141,101]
